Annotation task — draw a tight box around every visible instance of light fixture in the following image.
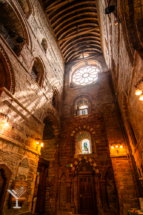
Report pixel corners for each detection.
[139,94,143,101]
[36,141,39,145]
[105,5,115,14]
[4,122,9,127]
[135,89,142,96]
[41,143,44,147]
[111,142,123,151]
[0,113,9,126]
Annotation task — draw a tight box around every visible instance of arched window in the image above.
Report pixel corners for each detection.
[0,1,27,55]
[43,118,55,140]
[0,49,15,95]
[76,99,88,116]
[31,58,44,86]
[18,0,32,18]
[82,139,90,154]
[41,38,48,53]
[52,91,59,111]
[75,132,92,155]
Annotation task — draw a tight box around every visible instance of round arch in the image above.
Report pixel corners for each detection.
[0,164,12,214]
[0,43,15,95]
[0,0,30,55]
[70,125,96,156]
[120,0,143,63]
[42,109,61,136]
[72,94,92,116]
[31,57,45,87]
[18,0,33,18]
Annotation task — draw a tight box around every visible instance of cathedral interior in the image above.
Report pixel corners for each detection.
[0,0,143,215]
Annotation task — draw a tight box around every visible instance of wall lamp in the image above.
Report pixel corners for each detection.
[111,142,123,150]
[0,113,9,126]
[35,138,44,147]
[135,78,143,101]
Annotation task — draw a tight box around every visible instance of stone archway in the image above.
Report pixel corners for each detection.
[120,0,143,62]
[0,0,29,55]
[18,0,33,18]
[0,164,12,214]
[0,44,15,95]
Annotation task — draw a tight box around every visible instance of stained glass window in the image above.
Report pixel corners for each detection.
[82,139,90,154]
[72,66,100,85]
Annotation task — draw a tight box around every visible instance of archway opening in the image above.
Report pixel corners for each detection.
[18,0,31,18]
[31,58,44,86]
[76,99,88,116]
[75,132,92,155]
[0,1,26,55]
[0,53,11,92]
[41,38,48,53]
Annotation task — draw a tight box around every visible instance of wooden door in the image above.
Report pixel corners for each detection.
[78,175,95,215]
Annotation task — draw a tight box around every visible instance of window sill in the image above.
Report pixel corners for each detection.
[74,153,98,158]
[74,114,90,118]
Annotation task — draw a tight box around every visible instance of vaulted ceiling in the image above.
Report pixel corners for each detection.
[42,0,102,63]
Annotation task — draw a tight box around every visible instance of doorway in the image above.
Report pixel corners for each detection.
[78,175,95,215]
[0,164,12,214]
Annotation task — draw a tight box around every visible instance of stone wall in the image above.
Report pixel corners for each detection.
[0,0,64,214]
[98,0,143,210]
[56,57,139,215]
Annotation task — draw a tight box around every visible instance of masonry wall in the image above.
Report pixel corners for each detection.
[0,0,64,214]
[98,0,143,204]
[56,58,139,215]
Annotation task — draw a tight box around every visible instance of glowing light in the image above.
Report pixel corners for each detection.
[4,122,9,127]
[120,145,123,148]
[139,94,143,101]
[115,145,118,148]
[36,141,39,145]
[135,89,142,96]
[111,146,114,149]
[41,143,44,147]
[72,65,100,85]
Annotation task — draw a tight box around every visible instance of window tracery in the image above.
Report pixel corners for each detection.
[72,65,100,86]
